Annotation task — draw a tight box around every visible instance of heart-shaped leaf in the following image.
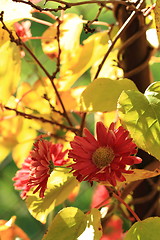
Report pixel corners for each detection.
[80,78,138,112]
[42,207,87,240]
[118,82,160,160]
[124,217,160,240]
[42,208,102,240]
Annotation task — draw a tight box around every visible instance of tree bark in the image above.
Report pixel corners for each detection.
[113,0,159,219]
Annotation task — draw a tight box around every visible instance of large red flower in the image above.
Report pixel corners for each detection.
[13,139,68,198]
[68,122,142,186]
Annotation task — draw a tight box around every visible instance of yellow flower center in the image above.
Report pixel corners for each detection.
[92,146,115,168]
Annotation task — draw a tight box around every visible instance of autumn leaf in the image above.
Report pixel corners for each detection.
[42,13,83,61]
[42,208,102,240]
[26,168,78,223]
[0,41,21,103]
[80,78,138,112]
[0,216,30,240]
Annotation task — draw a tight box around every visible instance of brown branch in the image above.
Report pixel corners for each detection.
[79,113,87,137]
[130,187,157,205]
[45,0,133,8]
[0,11,73,127]
[4,106,78,133]
[84,5,104,33]
[12,0,135,12]
[93,0,144,80]
[107,186,141,222]
[51,18,61,79]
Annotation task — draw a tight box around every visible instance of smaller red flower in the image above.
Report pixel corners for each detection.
[13,139,68,198]
[13,156,32,199]
[68,122,142,186]
[101,215,124,240]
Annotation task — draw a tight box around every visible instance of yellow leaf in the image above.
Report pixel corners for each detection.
[103,169,160,187]
[26,168,79,223]
[16,81,52,114]
[42,207,87,240]
[0,41,21,103]
[42,208,102,240]
[123,168,160,183]
[94,111,121,129]
[90,49,123,80]
[58,86,86,111]
[42,13,83,61]
[59,30,110,90]
[78,208,102,240]
[12,128,37,167]
[80,78,138,112]
[0,99,37,166]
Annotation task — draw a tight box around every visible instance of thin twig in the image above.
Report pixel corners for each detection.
[79,113,87,136]
[4,106,78,132]
[112,191,141,222]
[31,9,57,20]
[93,0,144,80]
[12,0,135,12]
[51,18,61,79]
[84,5,104,33]
[30,17,53,26]
[0,11,73,127]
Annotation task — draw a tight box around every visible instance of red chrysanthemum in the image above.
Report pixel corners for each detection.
[68,122,142,186]
[13,139,68,198]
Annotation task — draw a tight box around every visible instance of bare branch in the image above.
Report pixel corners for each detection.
[4,106,78,133]
[93,0,144,80]
[12,0,134,12]
[0,11,73,127]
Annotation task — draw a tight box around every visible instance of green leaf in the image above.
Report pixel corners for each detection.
[118,82,160,160]
[26,168,78,223]
[42,207,87,240]
[124,217,160,240]
[80,78,138,112]
[78,208,102,240]
[43,208,102,240]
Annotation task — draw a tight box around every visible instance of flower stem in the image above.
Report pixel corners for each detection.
[112,192,141,222]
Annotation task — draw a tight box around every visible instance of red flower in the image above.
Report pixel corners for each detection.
[13,156,32,199]
[68,122,142,186]
[13,139,68,198]
[101,216,124,240]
